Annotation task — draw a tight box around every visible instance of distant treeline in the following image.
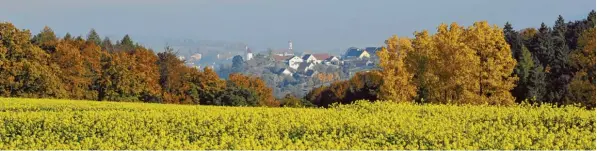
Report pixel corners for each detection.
[306,11,595,109]
[0,10,594,109]
[0,23,281,107]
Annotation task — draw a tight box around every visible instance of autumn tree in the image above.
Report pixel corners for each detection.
[130,47,162,102]
[190,67,226,105]
[406,30,437,103]
[566,27,596,108]
[79,41,105,100]
[157,46,190,103]
[376,35,417,102]
[0,23,66,98]
[466,21,518,105]
[429,23,480,104]
[52,40,89,99]
[228,73,279,107]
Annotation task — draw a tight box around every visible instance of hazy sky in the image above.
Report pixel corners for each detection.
[1,0,595,52]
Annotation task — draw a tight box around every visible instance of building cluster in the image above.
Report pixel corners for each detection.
[259,42,381,78]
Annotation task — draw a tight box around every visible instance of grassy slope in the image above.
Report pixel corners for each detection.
[0,98,595,150]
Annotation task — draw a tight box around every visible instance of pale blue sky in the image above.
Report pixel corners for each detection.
[1,0,594,52]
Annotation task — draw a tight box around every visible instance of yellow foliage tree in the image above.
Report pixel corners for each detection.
[377,35,417,102]
[430,23,480,104]
[465,21,517,105]
[383,22,517,105]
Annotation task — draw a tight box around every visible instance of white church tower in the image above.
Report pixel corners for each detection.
[288,40,293,51]
[245,45,253,60]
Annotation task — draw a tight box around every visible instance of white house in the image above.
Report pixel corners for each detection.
[287,56,304,70]
[323,56,340,65]
[344,47,370,59]
[311,53,330,64]
[302,54,317,63]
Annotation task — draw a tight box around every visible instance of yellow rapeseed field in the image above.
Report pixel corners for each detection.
[0,98,594,150]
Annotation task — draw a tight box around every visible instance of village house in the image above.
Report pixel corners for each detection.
[311,53,330,64]
[343,47,370,59]
[323,56,340,65]
[286,56,303,70]
[302,54,317,64]
[302,53,331,64]
[364,47,381,58]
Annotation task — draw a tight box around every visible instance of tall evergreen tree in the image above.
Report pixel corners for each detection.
[231,55,245,73]
[63,32,72,41]
[511,46,535,101]
[545,15,572,104]
[31,26,59,52]
[503,22,524,59]
[530,23,553,67]
[101,37,113,51]
[118,34,135,51]
[526,57,547,103]
[86,29,101,46]
[504,22,532,102]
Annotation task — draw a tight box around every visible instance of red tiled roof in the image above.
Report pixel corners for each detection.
[312,53,330,60]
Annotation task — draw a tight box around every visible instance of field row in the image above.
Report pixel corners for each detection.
[0,98,595,150]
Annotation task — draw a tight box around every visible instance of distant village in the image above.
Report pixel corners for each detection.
[176,41,382,98]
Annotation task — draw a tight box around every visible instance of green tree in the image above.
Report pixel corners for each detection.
[214,82,260,106]
[511,46,535,101]
[281,94,313,107]
[530,23,553,67]
[101,37,113,52]
[86,29,101,46]
[118,34,135,51]
[526,57,547,103]
[63,32,72,41]
[31,26,58,52]
[232,55,245,73]
[504,23,535,102]
[545,15,571,104]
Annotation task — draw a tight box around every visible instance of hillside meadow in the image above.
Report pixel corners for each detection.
[0,98,594,150]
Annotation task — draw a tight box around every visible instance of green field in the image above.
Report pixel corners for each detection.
[0,98,595,150]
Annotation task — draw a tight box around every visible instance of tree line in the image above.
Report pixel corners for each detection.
[1,10,594,108]
[306,11,595,109]
[0,23,280,107]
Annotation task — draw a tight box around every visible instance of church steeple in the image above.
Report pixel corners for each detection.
[245,45,253,60]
